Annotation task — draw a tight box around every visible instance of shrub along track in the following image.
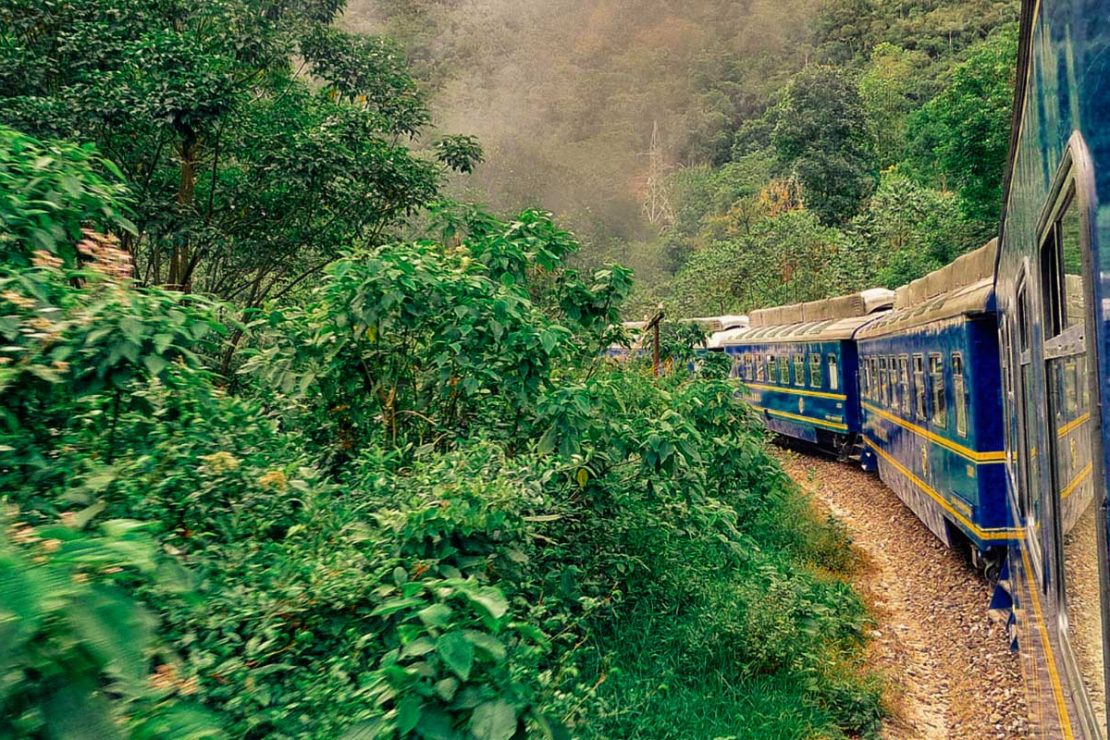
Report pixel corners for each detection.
[776,449,1030,739]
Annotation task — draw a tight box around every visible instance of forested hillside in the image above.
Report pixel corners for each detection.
[352,0,1020,315]
[1,2,884,737]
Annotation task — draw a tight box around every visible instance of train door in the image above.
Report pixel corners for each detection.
[1016,274,1045,580]
[1040,142,1108,737]
[1016,277,1039,563]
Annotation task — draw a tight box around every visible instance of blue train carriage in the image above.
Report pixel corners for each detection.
[993,0,1110,734]
[855,242,1015,577]
[712,289,894,457]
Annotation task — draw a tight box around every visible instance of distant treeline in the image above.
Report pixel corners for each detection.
[353,0,1019,316]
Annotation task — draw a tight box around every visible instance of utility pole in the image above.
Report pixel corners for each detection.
[643,121,674,230]
[646,305,665,378]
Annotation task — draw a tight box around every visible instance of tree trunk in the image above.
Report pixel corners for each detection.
[168,132,198,291]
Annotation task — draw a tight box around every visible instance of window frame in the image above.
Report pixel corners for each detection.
[913,354,926,420]
[952,352,968,437]
[827,353,840,391]
[878,356,889,407]
[928,352,946,429]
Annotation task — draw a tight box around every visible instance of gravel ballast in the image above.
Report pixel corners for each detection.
[777,449,1030,739]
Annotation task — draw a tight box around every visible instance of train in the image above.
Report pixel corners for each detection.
[701,0,1110,734]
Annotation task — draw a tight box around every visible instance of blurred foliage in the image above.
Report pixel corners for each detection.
[1,130,883,738]
[0,127,134,268]
[0,0,477,308]
[662,2,1018,316]
[772,66,878,225]
[353,0,1018,314]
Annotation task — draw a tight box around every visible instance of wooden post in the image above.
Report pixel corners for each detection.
[646,305,664,378]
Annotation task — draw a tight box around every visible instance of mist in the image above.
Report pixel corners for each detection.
[344,0,816,257]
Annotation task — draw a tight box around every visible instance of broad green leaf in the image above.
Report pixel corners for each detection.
[462,631,506,662]
[461,587,508,621]
[469,700,517,740]
[418,603,453,628]
[133,705,223,739]
[416,707,458,740]
[434,677,458,702]
[342,719,386,739]
[397,695,422,734]
[435,631,473,681]
[142,353,169,376]
[66,585,151,683]
[401,637,437,658]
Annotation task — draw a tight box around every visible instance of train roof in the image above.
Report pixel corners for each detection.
[856,241,998,339]
[706,288,894,345]
[705,326,750,349]
[749,288,894,328]
[736,313,886,343]
[621,314,749,333]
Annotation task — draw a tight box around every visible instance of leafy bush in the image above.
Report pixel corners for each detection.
[0,126,133,267]
[1,128,882,738]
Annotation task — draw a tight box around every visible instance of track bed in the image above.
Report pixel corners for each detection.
[776,449,1030,739]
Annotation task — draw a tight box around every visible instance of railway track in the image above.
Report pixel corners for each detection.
[776,449,1030,739]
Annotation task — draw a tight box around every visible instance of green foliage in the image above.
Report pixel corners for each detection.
[772,66,878,225]
[0,0,457,305]
[0,126,134,267]
[435,136,485,175]
[662,153,775,272]
[1,136,882,737]
[906,27,1018,231]
[661,5,1017,316]
[666,210,848,315]
[0,515,221,738]
[841,169,972,289]
[858,44,933,168]
[814,0,1019,65]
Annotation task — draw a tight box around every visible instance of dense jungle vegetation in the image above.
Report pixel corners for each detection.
[354,0,1020,315]
[0,2,886,738]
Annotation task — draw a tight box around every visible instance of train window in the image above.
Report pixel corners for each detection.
[1064,359,1078,417]
[891,355,902,411]
[794,355,805,387]
[878,357,889,407]
[869,357,879,401]
[889,357,897,410]
[779,356,789,385]
[929,354,946,428]
[827,354,839,391]
[887,356,896,408]
[899,356,911,416]
[1041,186,1085,337]
[913,354,926,420]
[953,353,968,437]
[757,354,765,382]
[768,354,777,383]
[1017,286,1031,352]
[809,354,822,388]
